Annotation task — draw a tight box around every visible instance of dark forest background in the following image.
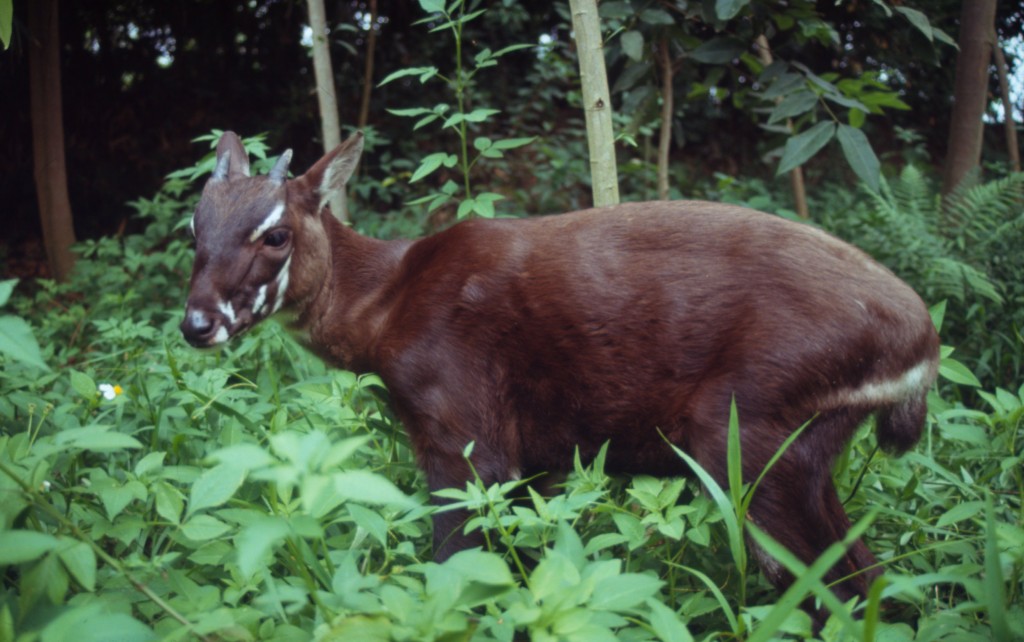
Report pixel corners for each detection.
[1,0,1021,278]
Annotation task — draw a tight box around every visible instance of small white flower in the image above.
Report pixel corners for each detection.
[98,383,123,400]
[40,480,51,492]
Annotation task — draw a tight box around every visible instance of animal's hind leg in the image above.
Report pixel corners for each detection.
[745,454,879,610]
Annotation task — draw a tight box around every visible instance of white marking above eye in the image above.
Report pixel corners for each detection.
[249,202,286,243]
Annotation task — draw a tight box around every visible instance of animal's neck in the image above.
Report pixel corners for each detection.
[292,211,411,371]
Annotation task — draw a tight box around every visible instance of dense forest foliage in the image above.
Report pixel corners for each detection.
[1,0,1022,640]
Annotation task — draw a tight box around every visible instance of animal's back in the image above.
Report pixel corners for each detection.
[372,200,937,474]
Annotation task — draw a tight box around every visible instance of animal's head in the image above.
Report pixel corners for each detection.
[180,130,363,347]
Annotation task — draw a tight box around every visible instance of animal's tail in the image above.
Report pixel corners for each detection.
[875,380,931,456]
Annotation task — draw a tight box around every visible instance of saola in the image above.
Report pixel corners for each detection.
[182,131,939,614]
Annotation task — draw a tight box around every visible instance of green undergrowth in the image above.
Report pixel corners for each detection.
[0,172,1022,641]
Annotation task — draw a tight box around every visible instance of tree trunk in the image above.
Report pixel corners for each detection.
[941,0,997,196]
[357,0,378,131]
[28,0,76,281]
[569,0,619,207]
[657,38,673,201]
[993,41,1021,173]
[755,35,808,218]
[306,0,348,221]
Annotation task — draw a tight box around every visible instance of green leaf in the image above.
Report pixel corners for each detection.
[442,549,515,586]
[57,540,96,591]
[939,357,981,387]
[715,0,751,20]
[767,90,817,124]
[387,107,437,118]
[776,121,835,176]
[334,470,416,508]
[0,604,13,642]
[0,531,59,564]
[490,43,533,59]
[645,599,694,642]
[457,198,476,219]
[491,137,536,150]
[418,0,445,12]
[99,480,147,520]
[154,481,184,524]
[639,9,674,25]
[70,370,98,399]
[621,30,644,62]
[55,426,143,452]
[378,66,438,86]
[187,462,247,517]
[590,573,663,610]
[599,2,632,19]
[410,152,452,183]
[983,495,1011,641]
[41,603,156,642]
[894,6,933,42]
[690,38,745,64]
[935,500,985,528]
[0,315,50,371]
[761,72,805,100]
[0,278,15,306]
[472,192,503,218]
[836,124,881,192]
[444,108,500,128]
[0,0,10,50]
[236,516,291,578]
[182,514,233,541]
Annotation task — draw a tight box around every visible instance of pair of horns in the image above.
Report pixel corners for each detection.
[211,148,293,184]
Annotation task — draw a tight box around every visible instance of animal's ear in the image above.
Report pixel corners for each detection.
[299,132,364,213]
[211,131,251,181]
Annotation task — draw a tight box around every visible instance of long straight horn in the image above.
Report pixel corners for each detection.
[269,150,293,184]
[211,150,231,182]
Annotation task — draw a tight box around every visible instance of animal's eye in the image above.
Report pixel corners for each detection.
[263,229,290,248]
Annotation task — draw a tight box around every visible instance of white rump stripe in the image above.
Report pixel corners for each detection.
[834,360,933,406]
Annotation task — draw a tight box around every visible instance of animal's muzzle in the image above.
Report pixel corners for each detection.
[180,307,225,347]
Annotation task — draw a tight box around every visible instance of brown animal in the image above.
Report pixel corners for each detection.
[181,131,939,611]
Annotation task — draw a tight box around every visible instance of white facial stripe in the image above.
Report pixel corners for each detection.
[212,326,229,344]
[253,284,268,317]
[249,202,286,242]
[272,255,292,314]
[217,300,237,327]
[189,214,196,237]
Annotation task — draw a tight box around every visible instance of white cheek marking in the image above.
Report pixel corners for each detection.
[253,284,268,317]
[249,202,286,242]
[189,214,195,237]
[272,256,292,314]
[212,326,230,345]
[217,301,237,327]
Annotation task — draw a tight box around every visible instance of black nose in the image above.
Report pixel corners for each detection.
[180,308,221,346]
